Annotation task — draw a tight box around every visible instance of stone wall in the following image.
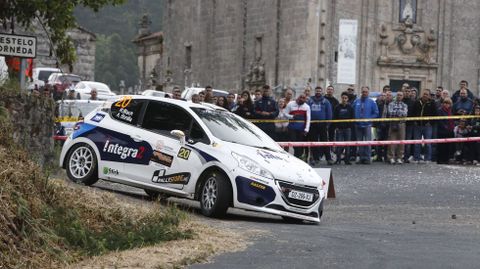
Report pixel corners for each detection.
[66,27,96,80]
[0,91,55,166]
[163,0,480,96]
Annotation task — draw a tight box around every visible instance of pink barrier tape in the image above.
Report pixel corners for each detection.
[277,137,480,147]
[53,135,67,141]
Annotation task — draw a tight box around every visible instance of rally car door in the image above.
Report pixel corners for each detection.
[85,97,148,182]
[123,101,205,191]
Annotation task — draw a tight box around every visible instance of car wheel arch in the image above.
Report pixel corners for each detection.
[194,166,233,206]
[63,138,101,170]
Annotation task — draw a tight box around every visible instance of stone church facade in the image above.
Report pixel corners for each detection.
[160,0,480,95]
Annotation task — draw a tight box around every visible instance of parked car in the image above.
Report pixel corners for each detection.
[47,73,82,100]
[181,87,229,101]
[55,100,105,142]
[60,95,326,223]
[141,89,169,98]
[27,67,62,90]
[74,81,116,100]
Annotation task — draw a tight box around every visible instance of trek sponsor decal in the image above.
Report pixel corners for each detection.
[103,167,119,176]
[151,169,190,184]
[91,113,105,123]
[177,147,191,160]
[151,150,174,167]
[73,125,153,164]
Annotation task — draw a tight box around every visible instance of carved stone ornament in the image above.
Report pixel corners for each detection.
[378,19,438,66]
[245,58,266,88]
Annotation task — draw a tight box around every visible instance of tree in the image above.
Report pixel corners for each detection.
[94,33,138,90]
[0,0,124,67]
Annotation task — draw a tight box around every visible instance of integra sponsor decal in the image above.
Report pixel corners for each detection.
[151,150,174,167]
[103,139,145,160]
[151,169,190,184]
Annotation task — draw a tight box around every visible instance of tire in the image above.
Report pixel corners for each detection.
[77,93,81,100]
[66,143,99,186]
[144,189,170,201]
[200,171,232,218]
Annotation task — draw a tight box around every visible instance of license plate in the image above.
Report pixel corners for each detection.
[288,190,313,202]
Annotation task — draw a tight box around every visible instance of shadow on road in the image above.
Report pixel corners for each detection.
[92,181,315,226]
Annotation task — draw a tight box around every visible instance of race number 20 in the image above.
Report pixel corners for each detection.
[114,96,132,108]
[177,147,191,160]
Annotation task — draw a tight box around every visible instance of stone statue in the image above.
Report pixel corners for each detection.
[245,58,266,89]
[418,28,437,64]
[379,24,389,61]
[402,0,414,22]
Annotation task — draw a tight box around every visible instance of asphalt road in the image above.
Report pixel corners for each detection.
[91,163,480,269]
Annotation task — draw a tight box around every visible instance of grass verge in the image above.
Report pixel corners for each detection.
[0,114,193,268]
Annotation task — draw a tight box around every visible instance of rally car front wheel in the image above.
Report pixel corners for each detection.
[66,143,99,186]
[200,171,232,218]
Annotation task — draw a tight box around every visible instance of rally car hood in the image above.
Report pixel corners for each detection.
[223,141,323,187]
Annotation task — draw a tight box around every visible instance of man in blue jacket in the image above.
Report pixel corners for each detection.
[254,85,279,139]
[353,86,379,164]
[453,88,474,115]
[307,86,333,165]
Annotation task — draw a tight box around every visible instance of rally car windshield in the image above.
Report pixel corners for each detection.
[192,107,282,151]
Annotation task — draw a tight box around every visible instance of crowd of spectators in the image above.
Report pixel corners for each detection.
[194,80,480,166]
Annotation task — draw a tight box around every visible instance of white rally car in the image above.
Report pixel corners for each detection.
[59,95,326,223]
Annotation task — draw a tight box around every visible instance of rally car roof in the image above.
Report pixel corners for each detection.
[109,95,227,111]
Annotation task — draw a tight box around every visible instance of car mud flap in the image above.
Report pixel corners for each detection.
[313,168,335,198]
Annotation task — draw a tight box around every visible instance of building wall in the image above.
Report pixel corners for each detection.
[66,27,96,80]
[162,0,480,96]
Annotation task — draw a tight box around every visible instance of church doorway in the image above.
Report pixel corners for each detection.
[389,79,421,92]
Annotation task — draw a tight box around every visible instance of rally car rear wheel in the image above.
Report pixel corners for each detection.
[66,143,99,186]
[200,171,231,218]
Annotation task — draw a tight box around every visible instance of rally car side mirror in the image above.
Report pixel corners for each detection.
[171,130,186,145]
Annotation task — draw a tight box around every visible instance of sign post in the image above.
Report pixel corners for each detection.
[0,33,37,90]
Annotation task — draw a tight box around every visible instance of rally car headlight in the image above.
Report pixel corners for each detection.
[231,152,274,179]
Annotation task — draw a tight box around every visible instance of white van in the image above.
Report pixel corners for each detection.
[181,87,229,101]
[27,67,62,90]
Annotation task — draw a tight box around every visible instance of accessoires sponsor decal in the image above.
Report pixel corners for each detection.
[151,169,190,184]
